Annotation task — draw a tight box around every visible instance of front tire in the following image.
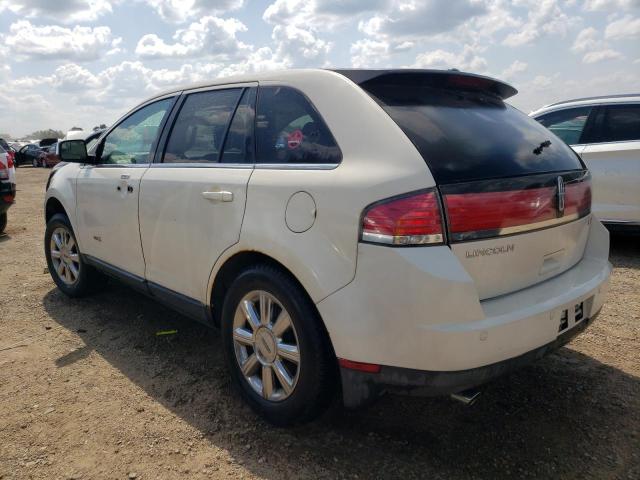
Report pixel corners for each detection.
[0,212,6,234]
[221,264,336,425]
[44,213,100,297]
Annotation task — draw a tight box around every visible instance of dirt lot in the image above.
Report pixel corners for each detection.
[0,167,638,480]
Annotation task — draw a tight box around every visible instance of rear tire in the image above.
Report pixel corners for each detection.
[0,212,6,234]
[221,264,336,425]
[44,213,101,297]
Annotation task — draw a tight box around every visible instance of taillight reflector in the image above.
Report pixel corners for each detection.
[444,178,591,241]
[338,358,381,374]
[361,190,444,245]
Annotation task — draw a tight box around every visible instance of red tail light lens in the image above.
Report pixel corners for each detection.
[0,160,8,180]
[7,151,14,169]
[444,176,592,242]
[361,190,444,245]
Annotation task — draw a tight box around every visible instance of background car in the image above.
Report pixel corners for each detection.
[38,142,60,168]
[15,144,43,167]
[0,144,16,233]
[531,94,640,230]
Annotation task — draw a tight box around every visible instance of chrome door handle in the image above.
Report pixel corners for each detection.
[202,190,233,202]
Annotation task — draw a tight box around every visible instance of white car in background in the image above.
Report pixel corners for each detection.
[45,69,611,424]
[531,94,640,230]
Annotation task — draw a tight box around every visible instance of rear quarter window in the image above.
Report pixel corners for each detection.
[362,82,584,184]
[255,86,341,165]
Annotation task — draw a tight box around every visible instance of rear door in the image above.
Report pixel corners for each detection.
[579,104,640,224]
[361,76,591,300]
[76,97,176,278]
[138,84,256,306]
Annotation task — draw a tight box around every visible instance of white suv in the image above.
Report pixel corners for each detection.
[45,69,611,424]
[531,94,640,230]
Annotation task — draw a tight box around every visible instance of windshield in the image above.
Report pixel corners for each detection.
[363,83,584,184]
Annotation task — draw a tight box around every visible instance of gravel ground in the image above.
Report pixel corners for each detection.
[1,167,639,480]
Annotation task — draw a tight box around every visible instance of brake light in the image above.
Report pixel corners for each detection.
[7,151,14,168]
[443,177,591,242]
[361,190,444,245]
[0,158,7,180]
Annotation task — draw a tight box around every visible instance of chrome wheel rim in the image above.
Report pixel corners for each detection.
[232,290,300,402]
[50,226,80,285]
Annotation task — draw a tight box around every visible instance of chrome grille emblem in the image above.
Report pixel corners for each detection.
[556,176,565,217]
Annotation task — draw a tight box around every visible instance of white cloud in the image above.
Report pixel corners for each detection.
[141,0,244,23]
[501,60,528,80]
[572,27,599,52]
[605,15,640,40]
[359,1,487,38]
[570,26,624,63]
[583,0,639,11]
[503,0,577,47]
[583,49,624,63]
[0,0,114,22]
[4,21,121,62]
[410,45,488,72]
[135,16,250,59]
[271,24,331,66]
[350,39,390,68]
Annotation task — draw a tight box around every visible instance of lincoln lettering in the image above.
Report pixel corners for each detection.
[466,244,515,258]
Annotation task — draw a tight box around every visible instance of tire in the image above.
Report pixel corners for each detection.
[0,212,6,234]
[44,213,101,297]
[221,264,336,425]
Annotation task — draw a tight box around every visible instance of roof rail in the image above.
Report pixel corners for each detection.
[547,93,640,107]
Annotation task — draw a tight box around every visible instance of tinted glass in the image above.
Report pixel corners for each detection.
[164,88,242,164]
[221,88,256,163]
[255,86,341,164]
[594,104,640,143]
[363,83,583,183]
[101,98,173,165]
[536,107,592,145]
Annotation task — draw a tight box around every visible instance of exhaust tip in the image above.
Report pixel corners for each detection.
[450,389,481,406]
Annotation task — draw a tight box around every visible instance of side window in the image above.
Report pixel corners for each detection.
[163,88,242,164]
[536,107,592,145]
[100,98,173,165]
[221,88,256,163]
[255,86,341,164]
[593,104,640,143]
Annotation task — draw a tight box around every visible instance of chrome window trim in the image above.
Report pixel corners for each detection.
[254,163,339,170]
[81,163,151,169]
[149,162,253,169]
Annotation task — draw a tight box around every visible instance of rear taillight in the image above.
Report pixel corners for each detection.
[361,190,444,245]
[7,151,14,168]
[0,159,8,180]
[443,175,592,242]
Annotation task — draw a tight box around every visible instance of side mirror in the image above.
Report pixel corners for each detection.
[57,140,89,163]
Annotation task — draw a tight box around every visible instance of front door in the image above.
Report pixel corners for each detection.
[139,86,256,303]
[76,97,176,278]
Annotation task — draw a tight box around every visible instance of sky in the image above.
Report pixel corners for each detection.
[0,0,638,138]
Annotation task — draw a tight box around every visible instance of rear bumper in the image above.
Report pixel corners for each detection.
[340,308,600,408]
[318,218,612,406]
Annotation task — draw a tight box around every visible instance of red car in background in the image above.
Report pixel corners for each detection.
[37,143,61,168]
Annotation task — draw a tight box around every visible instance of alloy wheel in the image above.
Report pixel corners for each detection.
[232,290,301,402]
[50,226,81,285]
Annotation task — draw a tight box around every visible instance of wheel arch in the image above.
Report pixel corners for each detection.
[45,197,68,223]
[208,250,333,347]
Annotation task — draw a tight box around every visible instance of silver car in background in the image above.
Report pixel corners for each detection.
[531,94,640,230]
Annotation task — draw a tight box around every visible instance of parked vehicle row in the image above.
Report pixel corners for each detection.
[46,69,611,425]
[531,94,640,230]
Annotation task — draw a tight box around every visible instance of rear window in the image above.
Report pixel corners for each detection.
[362,82,584,184]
